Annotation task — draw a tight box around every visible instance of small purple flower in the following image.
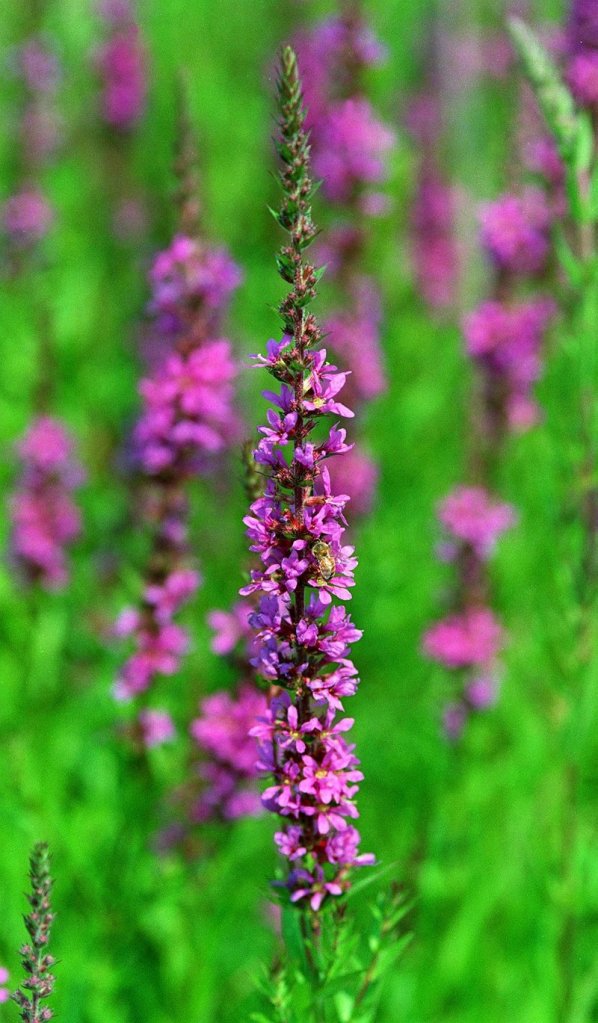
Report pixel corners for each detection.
[95,1,147,131]
[139,708,175,748]
[479,188,551,277]
[190,686,268,821]
[466,674,499,710]
[438,486,517,560]
[409,162,460,314]
[325,278,387,402]
[422,607,503,670]
[2,188,53,248]
[313,98,395,204]
[567,0,598,106]
[442,702,468,742]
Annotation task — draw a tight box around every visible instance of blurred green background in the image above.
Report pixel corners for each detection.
[2,1,597,1021]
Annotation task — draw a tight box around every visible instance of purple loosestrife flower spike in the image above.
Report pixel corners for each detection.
[114,117,240,707]
[12,843,56,1023]
[242,46,373,912]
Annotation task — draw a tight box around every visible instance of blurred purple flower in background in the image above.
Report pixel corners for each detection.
[9,417,83,590]
[566,0,598,106]
[190,686,267,821]
[139,708,176,748]
[479,188,551,277]
[95,0,147,131]
[2,188,53,249]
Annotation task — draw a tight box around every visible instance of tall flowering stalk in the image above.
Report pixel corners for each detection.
[2,26,60,258]
[5,13,84,593]
[10,417,83,591]
[113,118,240,729]
[419,11,561,737]
[509,16,598,1016]
[293,3,394,517]
[92,0,149,242]
[405,78,460,317]
[243,47,373,914]
[11,843,56,1023]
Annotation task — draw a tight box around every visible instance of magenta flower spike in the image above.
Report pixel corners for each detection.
[242,47,373,912]
[95,0,147,132]
[114,117,241,719]
[9,416,83,591]
[423,484,517,739]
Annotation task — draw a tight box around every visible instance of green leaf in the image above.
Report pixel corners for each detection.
[281,903,309,974]
[343,862,400,901]
[508,17,579,160]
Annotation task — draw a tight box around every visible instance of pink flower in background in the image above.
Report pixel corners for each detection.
[135,340,237,475]
[190,686,267,821]
[464,296,556,433]
[294,16,384,126]
[409,165,460,313]
[17,38,61,93]
[314,99,395,204]
[95,0,146,131]
[148,234,242,340]
[423,608,503,670]
[566,51,598,105]
[567,0,598,106]
[10,417,83,590]
[2,189,53,247]
[438,486,517,560]
[325,278,386,401]
[139,709,176,748]
[466,675,498,709]
[479,189,551,277]
[327,448,379,519]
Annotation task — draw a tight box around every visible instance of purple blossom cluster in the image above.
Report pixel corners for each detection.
[138,708,176,748]
[292,8,394,519]
[406,93,460,315]
[409,164,460,314]
[423,486,516,739]
[479,188,551,277]
[95,0,147,131]
[464,295,556,433]
[293,15,389,206]
[9,417,83,591]
[114,568,200,699]
[190,685,267,821]
[566,0,598,107]
[114,225,240,716]
[10,36,63,167]
[2,34,62,256]
[241,48,373,910]
[147,234,242,351]
[1,188,53,250]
